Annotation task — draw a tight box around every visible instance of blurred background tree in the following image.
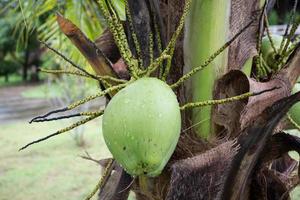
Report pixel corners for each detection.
[0,0,123,145]
[269,0,300,25]
[0,0,125,83]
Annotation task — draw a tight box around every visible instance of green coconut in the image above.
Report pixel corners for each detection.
[261,34,283,70]
[102,77,181,177]
[289,83,300,125]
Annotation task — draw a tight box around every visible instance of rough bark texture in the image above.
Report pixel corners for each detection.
[213,70,250,137]
[167,141,238,200]
[228,0,261,70]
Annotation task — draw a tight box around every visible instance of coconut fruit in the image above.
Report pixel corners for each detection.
[261,34,283,70]
[102,77,181,177]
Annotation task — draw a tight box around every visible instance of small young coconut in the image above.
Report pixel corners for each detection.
[102,77,181,177]
[289,83,300,125]
[261,34,283,70]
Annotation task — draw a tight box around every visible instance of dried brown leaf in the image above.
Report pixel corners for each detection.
[56,14,119,79]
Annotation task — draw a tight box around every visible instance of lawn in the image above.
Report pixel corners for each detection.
[0,117,124,200]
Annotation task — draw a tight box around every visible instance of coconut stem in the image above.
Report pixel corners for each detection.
[139,176,155,200]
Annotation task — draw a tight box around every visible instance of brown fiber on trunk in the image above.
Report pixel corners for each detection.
[227,0,262,70]
[167,141,238,200]
[240,45,300,129]
[213,44,300,137]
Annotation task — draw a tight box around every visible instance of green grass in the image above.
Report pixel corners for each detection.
[0,117,115,200]
[0,74,23,87]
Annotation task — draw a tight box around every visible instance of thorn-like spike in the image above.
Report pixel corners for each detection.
[21,115,100,151]
[31,113,82,123]
[19,132,61,151]
[29,107,68,123]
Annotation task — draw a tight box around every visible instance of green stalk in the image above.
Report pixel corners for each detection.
[184,0,230,138]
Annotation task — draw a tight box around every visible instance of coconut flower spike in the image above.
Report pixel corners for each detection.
[256,12,300,78]
[84,159,114,200]
[20,114,102,151]
[279,0,299,55]
[31,111,104,123]
[40,68,127,84]
[180,87,279,110]
[264,14,278,55]
[128,0,192,78]
[29,83,128,123]
[125,2,143,66]
[98,0,140,78]
[160,0,192,79]
[40,41,102,82]
[171,18,254,88]
[279,16,300,59]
